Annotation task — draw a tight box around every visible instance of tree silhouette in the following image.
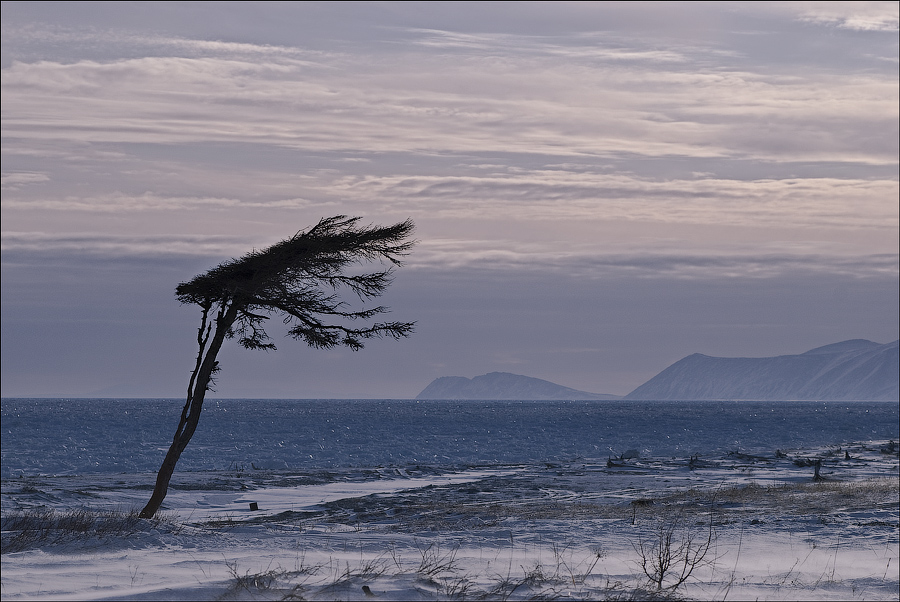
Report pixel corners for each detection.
[140,216,415,518]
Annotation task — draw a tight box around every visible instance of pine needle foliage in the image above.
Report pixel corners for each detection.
[175,215,415,351]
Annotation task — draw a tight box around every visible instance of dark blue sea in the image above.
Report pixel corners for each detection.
[1,399,897,478]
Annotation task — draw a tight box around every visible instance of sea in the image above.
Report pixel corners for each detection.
[2,398,898,478]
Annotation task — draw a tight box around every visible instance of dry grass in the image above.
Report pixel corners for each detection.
[650,477,900,517]
[307,477,899,534]
[1,507,181,553]
[5,476,895,599]
[214,541,698,601]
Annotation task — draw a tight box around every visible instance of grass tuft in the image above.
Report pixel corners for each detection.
[1,507,180,554]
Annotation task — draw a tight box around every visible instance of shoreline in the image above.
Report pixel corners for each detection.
[2,439,897,600]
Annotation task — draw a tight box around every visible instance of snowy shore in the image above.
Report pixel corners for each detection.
[2,439,898,601]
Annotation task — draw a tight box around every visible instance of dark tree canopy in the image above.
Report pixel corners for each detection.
[176,215,415,351]
[140,216,415,518]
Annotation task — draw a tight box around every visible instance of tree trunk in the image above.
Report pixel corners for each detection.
[140,302,238,518]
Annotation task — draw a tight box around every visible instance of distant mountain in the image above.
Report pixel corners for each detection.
[626,339,899,401]
[416,372,621,400]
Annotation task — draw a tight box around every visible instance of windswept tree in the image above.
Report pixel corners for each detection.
[140,216,415,518]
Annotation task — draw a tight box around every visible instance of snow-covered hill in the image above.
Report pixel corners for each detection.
[416,372,620,400]
[626,339,899,401]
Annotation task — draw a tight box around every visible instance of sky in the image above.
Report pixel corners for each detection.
[1,1,898,399]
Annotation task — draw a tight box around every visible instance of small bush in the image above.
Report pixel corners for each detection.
[634,513,716,594]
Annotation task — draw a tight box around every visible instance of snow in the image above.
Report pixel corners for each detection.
[3,440,898,600]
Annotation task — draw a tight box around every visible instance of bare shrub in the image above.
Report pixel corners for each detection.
[553,543,605,587]
[436,574,478,600]
[415,539,461,578]
[225,561,281,593]
[633,513,715,594]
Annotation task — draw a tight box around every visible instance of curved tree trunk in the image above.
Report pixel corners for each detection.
[140,302,238,518]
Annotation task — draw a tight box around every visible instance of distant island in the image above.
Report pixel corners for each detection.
[417,339,899,401]
[626,339,899,401]
[416,372,621,400]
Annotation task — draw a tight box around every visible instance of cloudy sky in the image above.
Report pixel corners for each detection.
[2,1,898,398]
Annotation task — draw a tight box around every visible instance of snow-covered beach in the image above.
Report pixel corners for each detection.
[2,400,898,600]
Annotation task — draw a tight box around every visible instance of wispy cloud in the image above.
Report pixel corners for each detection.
[405,238,899,279]
[1,23,326,61]
[7,164,893,232]
[787,1,900,31]
[326,170,899,229]
[1,192,316,212]
[1,171,49,190]
[404,28,694,63]
[4,231,893,281]
[2,35,895,164]
[0,231,252,258]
